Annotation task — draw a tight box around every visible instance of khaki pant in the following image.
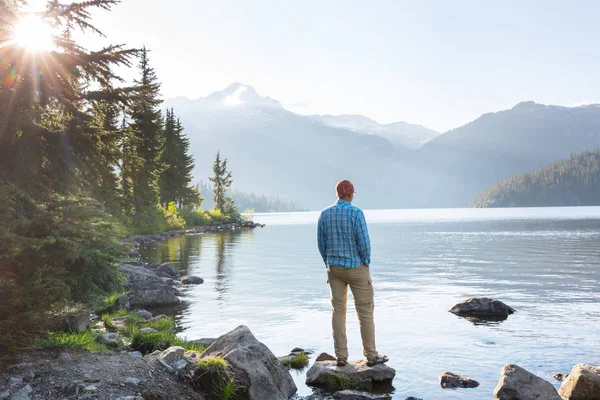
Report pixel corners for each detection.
[327,265,377,360]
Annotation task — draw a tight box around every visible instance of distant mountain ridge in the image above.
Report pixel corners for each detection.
[472,149,600,208]
[165,84,600,209]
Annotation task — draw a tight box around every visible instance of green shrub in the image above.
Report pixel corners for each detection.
[326,372,364,390]
[164,202,186,230]
[131,331,173,354]
[281,352,310,369]
[38,330,108,353]
[193,357,239,400]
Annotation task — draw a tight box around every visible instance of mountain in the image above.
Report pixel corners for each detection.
[164,83,400,210]
[398,101,600,207]
[471,149,600,208]
[313,114,439,149]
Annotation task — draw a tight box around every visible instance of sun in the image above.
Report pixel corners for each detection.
[13,15,54,52]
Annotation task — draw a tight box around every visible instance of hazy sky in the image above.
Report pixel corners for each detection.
[59,0,600,132]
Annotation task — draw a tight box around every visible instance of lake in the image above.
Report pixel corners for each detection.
[140,207,600,399]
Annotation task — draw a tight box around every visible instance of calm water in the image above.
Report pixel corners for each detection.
[140,207,600,399]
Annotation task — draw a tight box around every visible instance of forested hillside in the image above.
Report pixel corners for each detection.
[472,150,600,207]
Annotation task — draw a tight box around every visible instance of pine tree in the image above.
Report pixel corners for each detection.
[127,47,164,216]
[209,151,233,212]
[159,109,198,207]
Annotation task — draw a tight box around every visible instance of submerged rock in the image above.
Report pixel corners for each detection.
[439,371,479,388]
[559,364,600,400]
[334,390,391,400]
[181,276,204,285]
[305,356,395,389]
[199,325,297,400]
[494,364,561,400]
[155,262,179,279]
[450,297,515,318]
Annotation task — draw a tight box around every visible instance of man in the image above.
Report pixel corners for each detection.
[317,179,389,367]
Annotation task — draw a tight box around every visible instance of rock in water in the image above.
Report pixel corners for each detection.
[449,297,515,318]
[439,371,479,388]
[155,262,179,279]
[334,390,391,400]
[199,325,296,400]
[119,264,180,307]
[559,364,600,400]
[494,364,561,400]
[305,358,395,388]
[181,276,204,285]
[315,352,337,362]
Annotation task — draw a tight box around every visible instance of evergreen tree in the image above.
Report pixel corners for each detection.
[127,47,164,216]
[158,108,198,207]
[209,151,233,212]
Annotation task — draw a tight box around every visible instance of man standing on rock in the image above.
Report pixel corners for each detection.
[317,179,389,367]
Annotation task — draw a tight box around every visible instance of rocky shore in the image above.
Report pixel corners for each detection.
[2,225,599,400]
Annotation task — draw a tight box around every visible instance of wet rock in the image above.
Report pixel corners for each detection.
[450,297,515,318]
[181,276,204,285]
[199,325,297,400]
[139,327,158,334]
[58,352,72,363]
[133,309,153,320]
[96,333,123,348]
[119,264,180,308]
[306,358,395,388]
[155,262,179,279]
[494,364,561,400]
[439,371,479,388]
[554,373,568,381]
[315,352,337,362]
[559,364,600,400]
[334,390,391,399]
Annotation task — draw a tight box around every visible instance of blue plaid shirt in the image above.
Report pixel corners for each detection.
[317,200,371,268]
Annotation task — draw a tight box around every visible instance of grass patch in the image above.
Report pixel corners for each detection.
[193,357,240,400]
[326,372,363,390]
[38,331,108,353]
[131,331,173,354]
[175,338,207,353]
[218,378,239,400]
[118,257,139,263]
[281,352,309,369]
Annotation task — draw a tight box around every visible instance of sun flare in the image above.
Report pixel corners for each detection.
[13,15,54,52]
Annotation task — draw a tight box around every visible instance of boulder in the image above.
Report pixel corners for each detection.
[96,333,123,348]
[439,371,479,388]
[159,346,185,364]
[334,390,391,400]
[119,264,180,308]
[133,309,153,320]
[198,325,296,400]
[315,352,337,362]
[306,359,395,388]
[181,276,204,285]
[559,364,600,400]
[155,262,179,279]
[450,297,515,318]
[493,364,561,400]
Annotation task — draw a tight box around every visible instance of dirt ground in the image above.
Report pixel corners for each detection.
[0,349,205,400]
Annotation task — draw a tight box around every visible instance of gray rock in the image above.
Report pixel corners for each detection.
[96,333,123,348]
[439,371,479,388]
[64,312,91,332]
[58,352,72,362]
[189,338,217,347]
[8,385,31,400]
[123,377,140,385]
[181,276,204,285]
[155,262,179,279]
[110,316,129,330]
[119,264,180,308]
[159,346,185,364]
[128,351,143,359]
[0,390,8,399]
[494,364,561,400]
[450,297,515,318]
[405,398,423,400]
[315,352,337,362]
[82,385,97,393]
[199,325,297,400]
[115,294,131,310]
[139,327,158,334]
[306,359,395,388]
[160,277,176,285]
[8,378,22,387]
[133,309,153,320]
[558,364,600,400]
[8,364,30,371]
[170,358,189,373]
[147,314,168,323]
[115,397,144,400]
[334,390,391,399]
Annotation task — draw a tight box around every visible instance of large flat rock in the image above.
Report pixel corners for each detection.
[306,357,395,387]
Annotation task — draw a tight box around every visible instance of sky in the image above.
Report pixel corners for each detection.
[30,0,600,132]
